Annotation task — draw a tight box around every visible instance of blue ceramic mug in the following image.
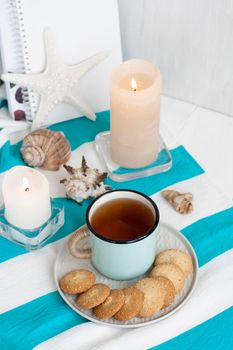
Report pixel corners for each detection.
[79,190,159,280]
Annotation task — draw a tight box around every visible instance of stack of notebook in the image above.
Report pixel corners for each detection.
[0,58,7,108]
[0,0,121,124]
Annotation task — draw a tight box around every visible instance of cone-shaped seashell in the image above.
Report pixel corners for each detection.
[162,189,193,214]
[21,129,71,171]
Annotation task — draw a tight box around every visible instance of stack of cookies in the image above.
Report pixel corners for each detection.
[59,249,193,321]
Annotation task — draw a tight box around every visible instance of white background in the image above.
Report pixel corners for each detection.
[118,0,233,117]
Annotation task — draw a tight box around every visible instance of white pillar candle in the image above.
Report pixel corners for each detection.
[110,59,162,168]
[2,166,51,229]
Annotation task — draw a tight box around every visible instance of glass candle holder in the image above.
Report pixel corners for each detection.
[0,199,64,250]
[95,131,172,182]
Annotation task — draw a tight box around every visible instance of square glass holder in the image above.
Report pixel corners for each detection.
[95,131,172,182]
[0,199,64,250]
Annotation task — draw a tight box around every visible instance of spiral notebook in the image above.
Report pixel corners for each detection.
[0,0,121,124]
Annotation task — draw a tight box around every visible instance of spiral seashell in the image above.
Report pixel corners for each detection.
[21,129,71,171]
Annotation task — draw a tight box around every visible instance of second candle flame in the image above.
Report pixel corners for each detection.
[131,76,137,91]
[23,177,30,192]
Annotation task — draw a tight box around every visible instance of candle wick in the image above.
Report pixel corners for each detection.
[25,187,29,192]
[133,88,137,92]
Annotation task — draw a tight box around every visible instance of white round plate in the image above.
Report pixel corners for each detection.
[55,222,198,328]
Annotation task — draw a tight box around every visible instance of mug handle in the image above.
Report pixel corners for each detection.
[68,225,91,259]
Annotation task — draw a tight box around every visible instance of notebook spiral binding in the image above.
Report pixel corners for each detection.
[8,0,37,121]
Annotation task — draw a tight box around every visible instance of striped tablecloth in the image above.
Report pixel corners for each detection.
[0,111,232,350]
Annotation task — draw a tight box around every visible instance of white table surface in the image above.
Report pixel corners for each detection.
[0,98,232,350]
[160,96,233,200]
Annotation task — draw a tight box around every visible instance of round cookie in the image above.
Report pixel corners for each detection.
[93,289,125,320]
[59,269,95,294]
[153,276,176,308]
[155,249,193,277]
[135,277,165,318]
[114,286,144,321]
[76,283,110,309]
[150,263,185,293]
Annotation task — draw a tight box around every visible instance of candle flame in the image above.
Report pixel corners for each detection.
[131,76,137,91]
[22,177,30,192]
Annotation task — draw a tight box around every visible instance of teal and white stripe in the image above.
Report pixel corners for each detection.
[0,111,232,350]
[36,250,233,350]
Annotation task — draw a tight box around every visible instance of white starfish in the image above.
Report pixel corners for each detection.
[1,28,109,130]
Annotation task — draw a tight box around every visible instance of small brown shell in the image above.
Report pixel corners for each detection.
[21,129,71,171]
[162,189,193,214]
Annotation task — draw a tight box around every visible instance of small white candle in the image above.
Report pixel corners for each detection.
[2,166,51,229]
[110,59,162,168]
